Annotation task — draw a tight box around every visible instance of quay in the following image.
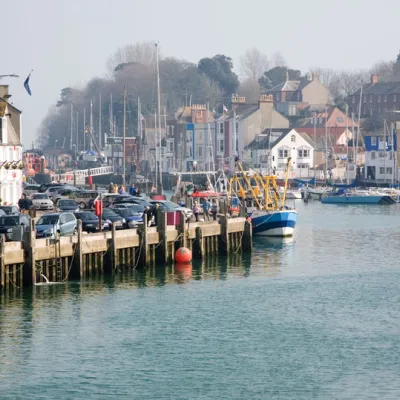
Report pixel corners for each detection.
[0,209,252,293]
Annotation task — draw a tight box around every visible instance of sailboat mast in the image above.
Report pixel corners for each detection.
[90,100,93,150]
[99,93,102,149]
[313,115,316,182]
[156,42,163,193]
[70,104,73,151]
[154,112,158,190]
[325,107,328,181]
[351,113,355,177]
[345,104,349,185]
[356,85,363,172]
[83,108,86,151]
[76,111,79,154]
[122,86,127,186]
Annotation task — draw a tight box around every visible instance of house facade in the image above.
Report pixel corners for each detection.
[246,129,315,179]
[0,85,23,205]
[363,131,398,181]
[266,73,329,117]
[347,74,400,117]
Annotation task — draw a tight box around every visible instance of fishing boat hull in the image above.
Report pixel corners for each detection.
[321,195,396,204]
[249,209,298,237]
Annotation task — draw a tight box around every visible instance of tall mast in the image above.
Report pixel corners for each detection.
[352,113,355,176]
[110,93,113,135]
[99,93,102,148]
[76,111,79,154]
[156,42,163,193]
[122,86,127,186]
[345,104,349,185]
[83,108,86,151]
[356,85,363,172]
[325,107,328,181]
[154,112,158,189]
[313,115,316,183]
[137,97,141,167]
[70,103,73,151]
[233,105,237,171]
[90,100,93,150]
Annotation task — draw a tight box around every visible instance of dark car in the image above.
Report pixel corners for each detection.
[101,209,125,229]
[56,199,80,212]
[0,205,20,215]
[74,211,108,232]
[113,208,142,228]
[0,214,31,241]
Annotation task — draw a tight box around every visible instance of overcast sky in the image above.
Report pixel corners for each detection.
[2,0,399,146]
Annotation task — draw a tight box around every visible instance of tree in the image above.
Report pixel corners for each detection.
[197,54,239,97]
[239,48,269,80]
[370,61,395,82]
[106,41,158,73]
[259,66,302,90]
[270,51,286,68]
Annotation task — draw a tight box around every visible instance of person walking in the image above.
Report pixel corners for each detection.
[152,203,160,226]
[211,199,218,221]
[108,182,114,193]
[129,184,136,196]
[18,193,28,213]
[193,201,199,222]
[203,198,211,221]
[142,206,152,227]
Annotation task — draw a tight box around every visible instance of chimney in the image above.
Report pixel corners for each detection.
[312,72,320,82]
[231,94,246,105]
[0,85,11,100]
[259,94,274,103]
[371,74,378,85]
[286,70,289,81]
[306,72,312,81]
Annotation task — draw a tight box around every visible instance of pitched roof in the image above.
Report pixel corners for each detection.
[246,129,314,150]
[266,79,312,93]
[352,81,400,96]
[224,103,259,120]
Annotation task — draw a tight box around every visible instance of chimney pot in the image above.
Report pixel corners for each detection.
[371,74,378,84]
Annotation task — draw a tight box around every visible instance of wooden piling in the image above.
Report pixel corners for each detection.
[194,227,204,259]
[138,214,149,267]
[72,220,83,279]
[219,215,229,255]
[242,220,252,252]
[156,210,168,265]
[0,235,4,292]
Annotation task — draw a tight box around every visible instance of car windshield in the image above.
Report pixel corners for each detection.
[115,209,138,218]
[32,194,49,199]
[127,205,145,213]
[0,216,20,226]
[37,215,59,225]
[75,212,97,221]
[102,209,118,217]
[0,207,13,215]
[59,200,77,206]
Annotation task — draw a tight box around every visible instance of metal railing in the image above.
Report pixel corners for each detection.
[51,166,115,183]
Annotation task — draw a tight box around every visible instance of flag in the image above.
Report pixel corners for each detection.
[223,105,228,113]
[24,72,32,96]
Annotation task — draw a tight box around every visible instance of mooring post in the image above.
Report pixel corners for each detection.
[26,220,36,286]
[138,214,149,267]
[156,210,168,264]
[242,220,252,252]
[111,222,118,269]
[178,211,187,249]
[194,226,204,259]
[219,214,229,255]
[0,235,5,292]
[72,219,83,279]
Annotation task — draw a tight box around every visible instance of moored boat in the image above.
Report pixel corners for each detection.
[321,189,396,204]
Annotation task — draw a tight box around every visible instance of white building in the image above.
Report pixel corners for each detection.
[0,85,23,205]
[246,129,315,179]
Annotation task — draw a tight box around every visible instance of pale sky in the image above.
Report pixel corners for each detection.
[2,0,399,147]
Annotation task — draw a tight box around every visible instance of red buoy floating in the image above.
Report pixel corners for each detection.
[175,263,192,279]
[175,247,192,264]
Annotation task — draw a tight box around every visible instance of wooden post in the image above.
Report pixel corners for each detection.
[72,219,83,279]
[26,220,36,286]
[219,199,227,216]
[111,222,118,269]
[194,226,204,259]
[219,215,229,255]
[0,235,4,292]
[138,215,149,267]
[178,211,187,249]
[242,220,252,252]
[156,209,168,264]
[239,204,247,218]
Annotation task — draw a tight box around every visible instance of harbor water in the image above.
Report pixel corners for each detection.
[1,201,400,399]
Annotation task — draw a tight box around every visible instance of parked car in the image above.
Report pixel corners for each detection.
[23,184,41,197]
[36,212,77,238]
[30,193,54,210]
[148,200,193,220]
[56,199,80,213]
[74,211,108,232]
[39,183,76,193]
[0,205,20,215]
[45,186,78,202]
[101,209,125,229]
[112,203,145,213]
[113,208,142,228]
[71,190,102,210]
[0,214,31,241]
[95,194,132,208]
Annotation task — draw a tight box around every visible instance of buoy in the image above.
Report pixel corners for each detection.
[175,247,192,264]
[175,263,192,279]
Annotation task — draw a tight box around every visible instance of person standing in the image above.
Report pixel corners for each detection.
[211,199,218,221]
[203,198,211,221]
[193,201,199,222]
[18,193,27,213]
[152,203,160,226]
[129,184,136,196]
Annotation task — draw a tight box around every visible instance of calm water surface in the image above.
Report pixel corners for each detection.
[1,202,400,399]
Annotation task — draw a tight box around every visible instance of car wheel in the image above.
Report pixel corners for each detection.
[79,202,86,210]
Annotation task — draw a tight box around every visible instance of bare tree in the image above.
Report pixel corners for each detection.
[338,70,370,96]
[370,60,395,81]
[106,41,159,73]
[238,79,261,103]
[239,48,269,80]
[309,67,342,100]
[270,51,286,68]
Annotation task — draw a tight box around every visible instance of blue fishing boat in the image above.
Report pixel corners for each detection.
[321,188,396,204]
[229,158,297,237]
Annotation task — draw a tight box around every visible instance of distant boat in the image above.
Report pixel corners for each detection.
[321,189,396,204]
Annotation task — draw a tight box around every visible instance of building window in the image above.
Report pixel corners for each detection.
[291,135,296,142]
[278,149,289,158]
[298,149,310,158]
[387,167,393,175]
[219,139,224,153]
[370,95,373,103]
[337,117,344,123]
[289,105,296,116]
[363,96,367,103]
[380,167,385,174]
[371,151,376,159]
[394,94,397,102]
[384,95,387,102]
[168,141,174,152]
[352,96,355,104]
[378,95,381,103]
[276,93,281,101]
[379,151,384,158]
[297,92,301,101]
[371,137,377,145]
[219,123,224,134]
[197,146,203,157]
